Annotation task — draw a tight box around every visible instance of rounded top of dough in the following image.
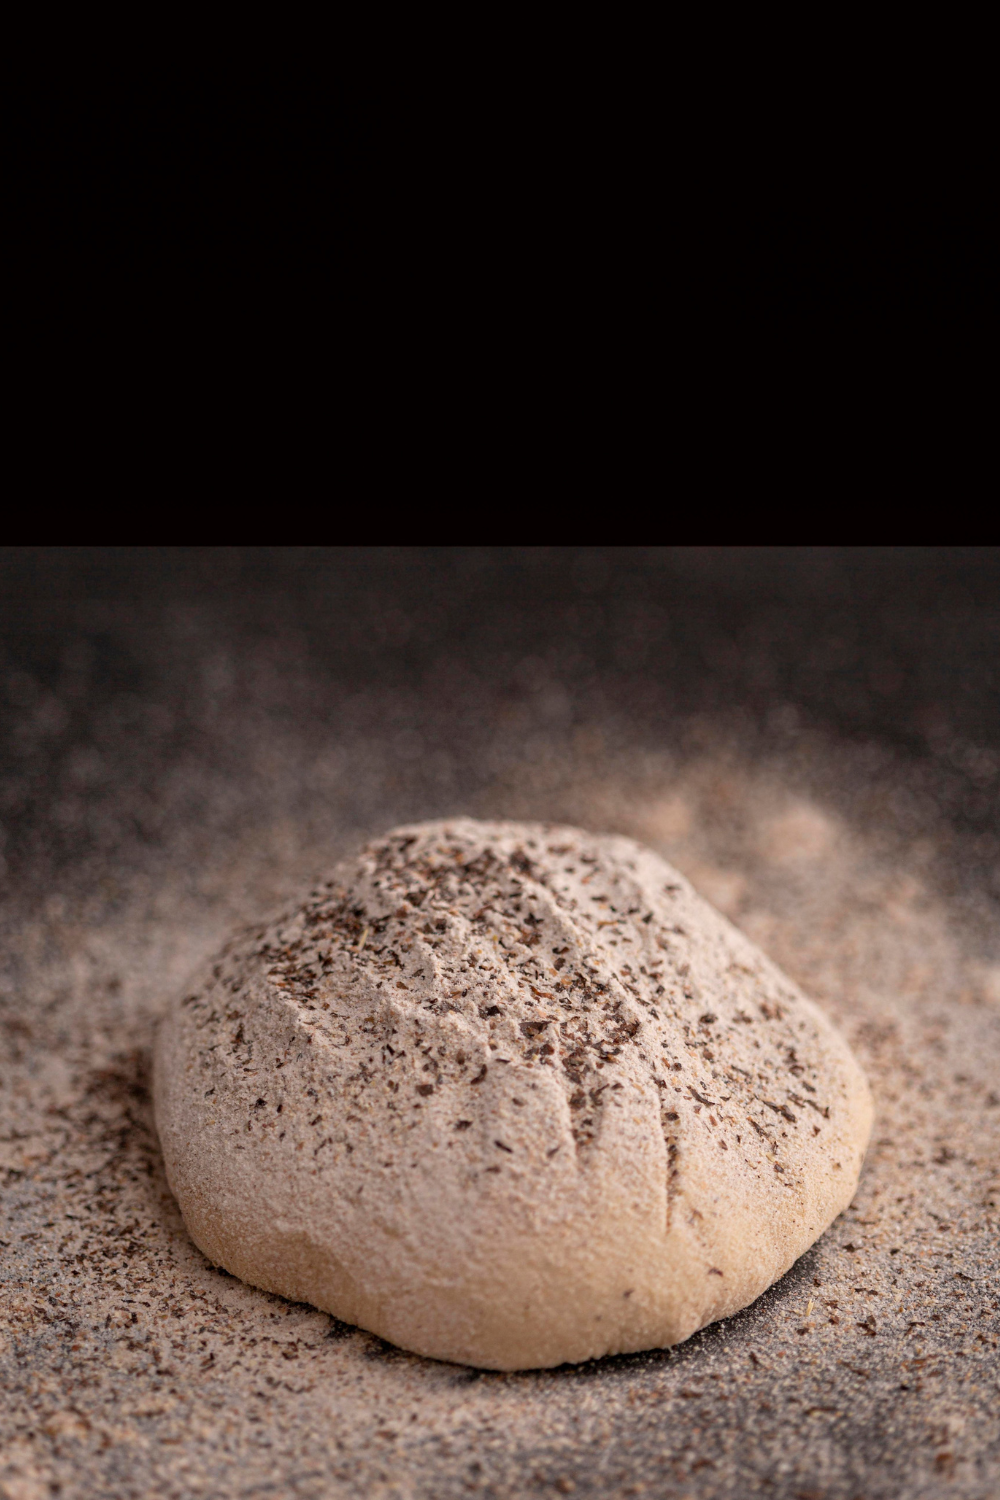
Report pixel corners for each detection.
[154,818,872,1369]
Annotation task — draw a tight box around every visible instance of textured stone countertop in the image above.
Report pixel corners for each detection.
[1,549,999,1497]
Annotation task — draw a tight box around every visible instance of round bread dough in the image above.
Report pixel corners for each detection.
[154,819,873,1370]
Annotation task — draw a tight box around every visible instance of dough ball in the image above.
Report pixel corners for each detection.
[154,819,872,1369]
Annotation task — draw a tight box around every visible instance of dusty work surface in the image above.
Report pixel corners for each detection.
[1,551,999,1498]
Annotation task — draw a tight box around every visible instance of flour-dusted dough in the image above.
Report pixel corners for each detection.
[154,820,873,1369]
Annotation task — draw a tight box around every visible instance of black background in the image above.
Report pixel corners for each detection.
[1,545,998,905]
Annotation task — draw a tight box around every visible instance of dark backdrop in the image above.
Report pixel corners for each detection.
[1,545,998,906]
